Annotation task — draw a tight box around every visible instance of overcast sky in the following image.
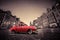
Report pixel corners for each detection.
[0,0,55,25]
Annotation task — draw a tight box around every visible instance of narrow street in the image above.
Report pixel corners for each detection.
[9,33,39,40]
[0,28,60,40]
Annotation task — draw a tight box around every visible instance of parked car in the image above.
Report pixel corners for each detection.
[9,25,37,34]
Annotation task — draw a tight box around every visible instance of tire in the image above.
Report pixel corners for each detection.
[27,29,32,34]
[11,30,16,34]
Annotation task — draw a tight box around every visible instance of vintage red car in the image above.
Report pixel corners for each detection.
[9,25,37,34]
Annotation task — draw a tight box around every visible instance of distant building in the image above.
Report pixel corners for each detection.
[33,19,39,28]
[0,9,21,29]
[37,16,43,28]
[51,1,60,27]
[33,1,60,28]
[30,21,33,26]
[33,13,49,28]
[46,1,60,28]
[42,13,49,28]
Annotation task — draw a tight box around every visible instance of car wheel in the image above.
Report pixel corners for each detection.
[11,30,16,34]
[27,29,32,34]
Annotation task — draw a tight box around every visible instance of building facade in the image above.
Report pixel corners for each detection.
[33,13,49,28]
[33,1,60,28]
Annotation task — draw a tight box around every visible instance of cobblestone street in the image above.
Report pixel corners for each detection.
[0,28,60,40]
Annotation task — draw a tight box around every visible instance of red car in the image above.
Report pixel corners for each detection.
[9,25,37,34]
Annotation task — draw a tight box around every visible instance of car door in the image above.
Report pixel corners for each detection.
[16,26,22,32]
[21,26,25,32]
[21,26,28,32]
